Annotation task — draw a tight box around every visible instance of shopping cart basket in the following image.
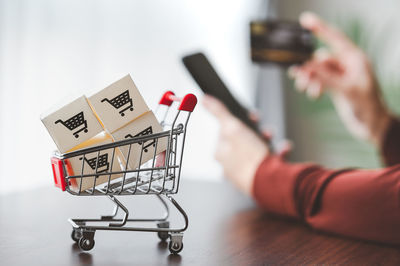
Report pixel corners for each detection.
[51,91,197,254]
[55,111,88,138]
[101,90,134,117]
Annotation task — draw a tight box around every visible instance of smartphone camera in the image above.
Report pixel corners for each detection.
[250,20,315,66]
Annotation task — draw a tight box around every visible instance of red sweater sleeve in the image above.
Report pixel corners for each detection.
[253,117,400,244]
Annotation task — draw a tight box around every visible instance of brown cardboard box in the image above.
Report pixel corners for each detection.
[66,132,123,192]
[41,96,104,153]
[111,111,167,170]
[88,75,149,133]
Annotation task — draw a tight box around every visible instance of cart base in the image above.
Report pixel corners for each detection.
[68,194,188,254]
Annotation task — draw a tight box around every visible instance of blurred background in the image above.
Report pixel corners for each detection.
[1,0,399,194]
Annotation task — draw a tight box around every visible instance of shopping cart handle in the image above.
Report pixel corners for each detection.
[51,157,67,191]
[159,91,197,112]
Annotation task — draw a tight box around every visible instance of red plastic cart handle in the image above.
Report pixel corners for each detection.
[159,91,197,112]
[51,157,66,191]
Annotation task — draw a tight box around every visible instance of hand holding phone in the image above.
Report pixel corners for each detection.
[182,52,274,151]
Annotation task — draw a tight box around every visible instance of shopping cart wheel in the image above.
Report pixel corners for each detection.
[78,237,95,251]
[168,233,183,254]
[157,221,170,241]
[130,107,133,111]
[74,134,79,138]
[71,229,82,243]
[168,241,183,254]
[158,232,169,241]
[84,129,88,133]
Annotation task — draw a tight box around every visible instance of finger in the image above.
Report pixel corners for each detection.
[313,47,331,61]
[261,129,273,141]
[202,94,233,124]
[294,70,311,92]
[261,126,276,139]
[288,48,329,79]
[277,140,293,159]
[249,111,260,123]
[310,59,344,89]
[297,48,332,73]
[292,61,317,94]
[288,65,300,79]
[296,56,343,90]
[299,12,355,53]
[306,81,323,99]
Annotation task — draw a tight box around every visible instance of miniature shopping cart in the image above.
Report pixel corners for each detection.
[55,111,88,138]
[51,91,197,254]
[101,90,134,116]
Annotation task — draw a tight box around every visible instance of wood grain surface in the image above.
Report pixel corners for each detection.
[1,180,399,265]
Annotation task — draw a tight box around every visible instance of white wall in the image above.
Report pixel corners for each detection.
[0,0,266,194]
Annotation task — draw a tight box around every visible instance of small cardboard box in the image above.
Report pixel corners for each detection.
[41,96,104,153]
[65,132,123,192]
[111,111,167,170]
[88,75,149,133]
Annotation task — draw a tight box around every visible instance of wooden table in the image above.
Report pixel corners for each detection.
[1,180,399,265]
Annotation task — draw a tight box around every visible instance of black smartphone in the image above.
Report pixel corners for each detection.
[182,52,272,149]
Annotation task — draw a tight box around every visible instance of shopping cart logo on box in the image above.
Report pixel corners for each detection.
[79,153,110,173]
[101,90,134,117]
[50,91,197,255]
[125,126,155,152]
[55,111,88,138]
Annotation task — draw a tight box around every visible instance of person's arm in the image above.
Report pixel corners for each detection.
[203,95,400,245]
[253,155,400,244]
